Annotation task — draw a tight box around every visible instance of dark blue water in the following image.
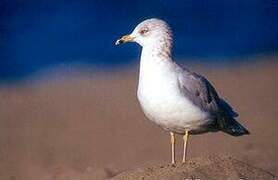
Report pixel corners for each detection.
[1,0,278,81]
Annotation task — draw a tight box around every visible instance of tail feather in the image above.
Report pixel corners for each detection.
[217,99,249,136]
[220,118,250,136]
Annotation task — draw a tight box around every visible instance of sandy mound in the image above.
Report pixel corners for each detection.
[112,156,276,180]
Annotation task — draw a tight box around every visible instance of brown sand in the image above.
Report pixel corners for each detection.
[113,155,276,179]
[0,58,277,179]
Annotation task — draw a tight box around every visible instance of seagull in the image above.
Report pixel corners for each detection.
[115,18,249,164]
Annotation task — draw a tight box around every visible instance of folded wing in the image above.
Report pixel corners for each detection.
[178,69,249,136]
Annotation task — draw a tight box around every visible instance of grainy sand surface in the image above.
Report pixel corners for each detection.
[113,155,276,180]
[0,58,277,179]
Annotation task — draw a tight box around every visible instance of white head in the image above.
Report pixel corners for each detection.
[116,18,173,57]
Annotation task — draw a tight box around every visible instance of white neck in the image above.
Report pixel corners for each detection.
[141,39,172,60]
[140,45,172,66]
[138,44,175,84]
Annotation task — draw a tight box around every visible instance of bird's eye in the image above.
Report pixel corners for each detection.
[139,28,149,35]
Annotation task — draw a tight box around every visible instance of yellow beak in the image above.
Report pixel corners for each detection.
[115,34,135,45]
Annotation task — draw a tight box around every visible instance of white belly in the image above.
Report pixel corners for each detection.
[137,71,211,134]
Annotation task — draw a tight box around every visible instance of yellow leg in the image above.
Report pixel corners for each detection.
[182,130,189,163]
[170,132,175,164]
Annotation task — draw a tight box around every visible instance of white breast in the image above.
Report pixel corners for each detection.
[137,51,210,133]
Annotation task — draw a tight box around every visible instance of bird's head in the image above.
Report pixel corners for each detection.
[115,18,172,49]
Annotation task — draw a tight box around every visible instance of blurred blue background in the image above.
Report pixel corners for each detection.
[1,0,278,81]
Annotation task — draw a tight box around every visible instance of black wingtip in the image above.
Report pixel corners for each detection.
[219,118,250,136]
[223,123,250,136]
[226,128,250,136]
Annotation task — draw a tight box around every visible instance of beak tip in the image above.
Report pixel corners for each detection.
[115,39,122,45]
[115,35,134,46]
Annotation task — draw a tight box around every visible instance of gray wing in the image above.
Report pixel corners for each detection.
[178,70,222,115]
[178,69,249,136]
